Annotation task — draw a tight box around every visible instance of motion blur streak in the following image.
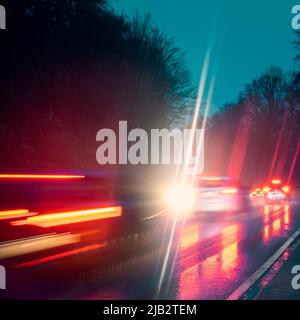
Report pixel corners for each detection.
[15,243,107,268]
[267,115,286,180]
[11,206,122,228]
[227,107,253,178]
[0,174,85,180]
[0,209,36,220]
[0,233,80,259]
[288,137,300,184]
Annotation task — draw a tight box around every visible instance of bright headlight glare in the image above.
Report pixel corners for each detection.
[164,184,196,212]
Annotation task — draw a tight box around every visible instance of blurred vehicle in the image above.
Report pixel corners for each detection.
[250,179,291,204]
[193,177,250,213]
[164,176,250,215]
[264,179,291,203]
[0,171,167,298]
[0,173,122,261]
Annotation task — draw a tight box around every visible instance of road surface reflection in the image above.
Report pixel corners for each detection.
[176,203,292,299]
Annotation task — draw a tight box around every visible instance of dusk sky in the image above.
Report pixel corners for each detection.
[114,0,298,112]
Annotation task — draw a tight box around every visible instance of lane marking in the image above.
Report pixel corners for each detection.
[227,226,300,300]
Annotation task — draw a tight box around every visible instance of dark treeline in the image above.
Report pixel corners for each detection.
[0,0,192,170]
[1,0,300,186]
[206,66,300,186]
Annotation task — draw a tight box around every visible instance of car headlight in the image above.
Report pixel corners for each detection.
[164,184,196,212]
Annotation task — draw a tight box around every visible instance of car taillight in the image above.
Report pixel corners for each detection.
[282,186,290,194]
[263,186,271,193]
[271,179,281,185]
[221,188,238,195]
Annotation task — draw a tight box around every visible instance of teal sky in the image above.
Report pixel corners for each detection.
[113,0,298,113]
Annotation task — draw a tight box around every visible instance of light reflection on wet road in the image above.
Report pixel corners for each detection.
[172,202,297,300]
[84,201,300,300]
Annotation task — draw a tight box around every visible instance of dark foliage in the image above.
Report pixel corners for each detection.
[0,1,192,170]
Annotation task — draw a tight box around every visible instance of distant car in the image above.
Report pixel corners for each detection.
[192,176,250,213]
[251,179,291,203]
[249,187,265,199]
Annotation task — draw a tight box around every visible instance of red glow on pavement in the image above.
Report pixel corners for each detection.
[202,253,218,281]
[11,206,122,228]
[284,204,290,215]
[273,205,281,212]
[221,224,239,272]
[180,224,201,250]
[227,108,253,178]
[272,218,281,235]
[0,174,85,180]
[284,204,290,229]
[222,224,239,237]
[221,242,238,272]
[178,262,202,300]
[264,205,270,214]
[15,243,107,268]
[263,205,270,222]
[263,225,270,241]
[263,205,290,241]
[178,223,241,300]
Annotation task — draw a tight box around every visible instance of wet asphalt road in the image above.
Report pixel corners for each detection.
[2,199,299,300]
[82,199,300,300]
